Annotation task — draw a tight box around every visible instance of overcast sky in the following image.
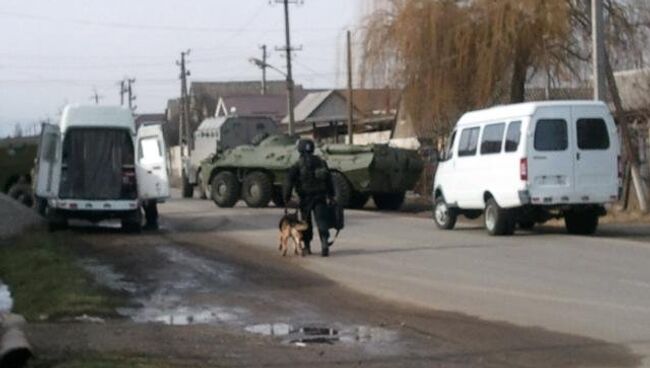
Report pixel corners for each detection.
[0,0,368,136]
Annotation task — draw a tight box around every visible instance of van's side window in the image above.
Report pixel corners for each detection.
[458,127,480,157]
[534,119,568,151]
[480,123,505,155]
[505,121,521,152]
[577,118,610,150]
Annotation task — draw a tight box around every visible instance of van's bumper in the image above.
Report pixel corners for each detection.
[518,190,618,206]
[48,199,139,211]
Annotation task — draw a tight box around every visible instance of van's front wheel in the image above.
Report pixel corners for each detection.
[484,198,514,236]
[433,197,457,230]
[565,210,599,235]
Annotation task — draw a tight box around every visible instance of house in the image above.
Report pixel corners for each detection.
[282,89,400,144]
[214,94,288,122]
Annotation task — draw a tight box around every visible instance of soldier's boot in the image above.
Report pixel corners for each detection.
[320,239,329,257]
[304,241,312,255]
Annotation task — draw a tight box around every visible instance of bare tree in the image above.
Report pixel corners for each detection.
[361,0,650,138]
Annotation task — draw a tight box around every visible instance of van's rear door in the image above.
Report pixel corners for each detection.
[529,107,574,203]
[136,124,170,201]
[571,105,619,203]
[35,124,61,198]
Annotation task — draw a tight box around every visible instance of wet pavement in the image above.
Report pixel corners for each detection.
[0,281,12,313]
[79,239,402,352]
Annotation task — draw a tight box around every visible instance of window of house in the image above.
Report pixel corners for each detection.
[534,119,568,151]
[458,127,480,157]
[480,123,505,155]
[577,118,610,150]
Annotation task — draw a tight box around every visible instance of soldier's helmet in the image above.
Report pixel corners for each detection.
[297,139,315,155]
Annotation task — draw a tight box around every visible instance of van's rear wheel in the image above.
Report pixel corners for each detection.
[433,197,457,230]
[565,210,599,235]
[211,171,240,208]
[242,172,272,208]
[122,210,142,233]
[484,198,514,236]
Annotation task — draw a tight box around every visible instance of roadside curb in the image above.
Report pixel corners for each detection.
[0,313,31,368]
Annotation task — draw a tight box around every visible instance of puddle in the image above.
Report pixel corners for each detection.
[119,304,244,326]
[79,259,138,294]
[0,282,12,312]
[245,323,398,345]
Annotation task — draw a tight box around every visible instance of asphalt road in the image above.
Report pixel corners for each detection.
[162,195,650,367]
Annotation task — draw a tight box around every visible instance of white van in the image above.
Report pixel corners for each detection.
[34,105,170,232]
[433,101,621,236]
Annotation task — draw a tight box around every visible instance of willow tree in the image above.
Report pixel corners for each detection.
[362,0,649,138]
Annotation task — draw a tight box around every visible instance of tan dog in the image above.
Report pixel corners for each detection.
[278,213,309,257]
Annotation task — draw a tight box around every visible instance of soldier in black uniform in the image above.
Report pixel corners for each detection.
[284,139,335,257]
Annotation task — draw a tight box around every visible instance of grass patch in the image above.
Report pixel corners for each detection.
[0,232,119,321]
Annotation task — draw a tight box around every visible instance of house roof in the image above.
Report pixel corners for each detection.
[218,94,287,121]
[335,88,401,116]
[190,80,289,97]
[283,90,336,124]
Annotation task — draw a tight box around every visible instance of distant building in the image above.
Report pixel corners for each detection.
[282,88,400,144]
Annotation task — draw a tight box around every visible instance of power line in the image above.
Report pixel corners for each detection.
[0,10,340,33]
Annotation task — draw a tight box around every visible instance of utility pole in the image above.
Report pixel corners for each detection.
[260,45,268,95]
[592,0,606,101]
[275,0,301,136]
[347,30,354,144]
[90,88,103,105]
[176,50,191,152]
[126,78,136,111]
[118,80,127,106]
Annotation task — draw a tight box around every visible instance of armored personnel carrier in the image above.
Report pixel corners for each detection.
[199,134,423,211]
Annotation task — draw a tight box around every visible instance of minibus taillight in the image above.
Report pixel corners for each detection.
[520,158,528,181]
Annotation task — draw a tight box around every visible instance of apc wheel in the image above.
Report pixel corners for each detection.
[197,172,207,199]
[565,210,599,235]
[211,171,240,208]
[242,172,272,208]
[331,172,351,208]
[271,187,285,207]
[349,191,370,209]
[484,198,514,236]
[433,197,457,230]
[373,192,405,211]
[181,173,194,198]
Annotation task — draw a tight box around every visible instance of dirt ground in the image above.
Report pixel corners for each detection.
[23,219,640,368]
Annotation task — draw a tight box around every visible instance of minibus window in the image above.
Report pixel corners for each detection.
[534,119,568,151]
[458,127,480,157]
[577,118,610,150]
[480,123,505,155]
[505,121,521,152]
